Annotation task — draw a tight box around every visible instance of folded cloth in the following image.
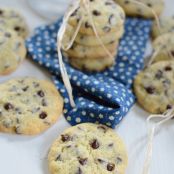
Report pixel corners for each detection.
[26,18,152,128]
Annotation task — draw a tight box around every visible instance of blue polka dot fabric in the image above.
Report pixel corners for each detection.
[26,18,152,128]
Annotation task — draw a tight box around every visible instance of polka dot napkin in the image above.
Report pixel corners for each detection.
[26,18,152,128]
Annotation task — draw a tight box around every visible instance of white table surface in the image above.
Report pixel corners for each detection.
[0,0,174,174]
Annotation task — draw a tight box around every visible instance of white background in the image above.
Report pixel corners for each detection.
[0,0,174,174]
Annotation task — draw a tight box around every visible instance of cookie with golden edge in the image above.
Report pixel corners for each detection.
[134,61,174,113]
[0,77,63,135]
[48,123,128,174]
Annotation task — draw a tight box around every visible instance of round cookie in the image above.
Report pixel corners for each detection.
[151,33,174,63]
[114,0,164,18]
[0,28,26,75]
[0,8,29,38]
[152,16,174,39]
[0,77,63,135]
[48,123,128,174]
[68,0,125,36]
[134,61,174,114]
[65,41,118,59]
[69,50,117,72]
[64,23,124,47]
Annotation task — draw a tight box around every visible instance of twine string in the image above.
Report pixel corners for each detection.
[142,108,174,174]
[57,0,115,106]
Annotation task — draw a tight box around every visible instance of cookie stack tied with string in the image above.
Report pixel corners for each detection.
[62,0,125,72]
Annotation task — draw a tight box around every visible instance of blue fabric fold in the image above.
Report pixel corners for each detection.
[26,18,152,128]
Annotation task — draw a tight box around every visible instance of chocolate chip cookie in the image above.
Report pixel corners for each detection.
[134,61,174,113]
[0,77,63,135]
[114,0,164,18]
[152,16,174,39]
[48,123,128,174]
[64,23,124,47]
[151,33,174,63]
[65,41,118,59]
[0,28,26,75]
[0,8,29,38]
[68,0,125,36]
[68,50,117,72]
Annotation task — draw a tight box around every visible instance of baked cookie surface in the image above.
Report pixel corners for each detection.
[114,0,164,18]
[152,16,174,39]
[0,8,29,38]
[0,28,26,75]
[64,24,124,47]
[0,77,63,135]
[68,0,125,35]
[68,50,117,72]
[65,41,118,59]
[134,61,174,113]
[152,33,174,63]
[48,123,128,174]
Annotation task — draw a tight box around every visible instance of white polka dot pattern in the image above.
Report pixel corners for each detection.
[26,18,152,128]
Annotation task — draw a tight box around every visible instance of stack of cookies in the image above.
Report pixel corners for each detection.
[0,8,28,75]
[62,0,125,72]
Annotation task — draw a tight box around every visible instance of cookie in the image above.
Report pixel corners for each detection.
[134,61,174,114]
[152,16,174,39]
[65,41,118,59]
[0,28,26,75]
[68,0,125,36]
[64,23,124,47]
[151,33,174,63]
[68,50,117,72]
[114,0,164,18]
[0,8,29,38]
[48,123,128,174]
[0,77,63,135]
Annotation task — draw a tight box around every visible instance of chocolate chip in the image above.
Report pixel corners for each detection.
[22,86,29,92]
[85,22,92,28]
[108,14,115,25]
[155,70,163,79]
[107,163,115,171]
[108,143,114,147]
[165,66,172,71]
[39,112,47,119]
[76,167,82,174]
[103,26,111,33]
[4,103,14,110]
[41,99,47,106]
[90,139,100,149]
[116,157,122,164]
[97,158,105,163]
[78,158,88,165]
[37,90,45,97]
[124,0,130,4]
[145,86,155,94]
[171,51,174,56]
[55,154,61,161]
[61,134,70,142]
[14,26,21,31]
[147,3,152,7]
[105,2,112,5]
[166,104,172,110]
[92,10,101,16]
[97,125,107,132]
[0,10,3,15]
